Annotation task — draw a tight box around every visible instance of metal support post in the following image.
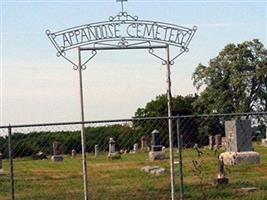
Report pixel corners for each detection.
[166,45,175,200]
[177,117,184,200]
[78,47,89,200]
[8,126,15,200]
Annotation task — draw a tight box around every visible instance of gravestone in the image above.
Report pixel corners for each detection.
[141,165,165,175]
[71,149,77,158]
[225,120,252,152]
[141,136,149,151]
[0,153,3,175]
[214,134,222,149]
[220,120,260,165]
[108,138,121,159]
[95,145,99,157]
[209,136,214,150]
[109,138,115,154]
[151,129,161,146]
[149,130,164,161]
[213,157,229,185]
[261,128,267,147]
[51,142,63,162]
[34,151,47,160]
[133,143,138,153]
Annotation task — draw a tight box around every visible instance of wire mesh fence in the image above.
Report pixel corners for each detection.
[178,112,267,200]
[0,113,267,200]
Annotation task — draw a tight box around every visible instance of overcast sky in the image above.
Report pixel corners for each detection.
[1,0,266,125]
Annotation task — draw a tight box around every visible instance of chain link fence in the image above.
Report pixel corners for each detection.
[0,113,267,200]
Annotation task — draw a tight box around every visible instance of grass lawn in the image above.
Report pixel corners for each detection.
[1,144,267,200]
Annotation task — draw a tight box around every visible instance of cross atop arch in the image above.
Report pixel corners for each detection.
[116,0,128,12]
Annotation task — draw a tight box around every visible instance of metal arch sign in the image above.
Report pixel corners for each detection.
[46,12,197,64]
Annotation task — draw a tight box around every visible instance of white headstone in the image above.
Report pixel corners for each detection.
[95,145,99,157]
[133,143,138,152]
[71,149,77,158]
[109,138,115,154]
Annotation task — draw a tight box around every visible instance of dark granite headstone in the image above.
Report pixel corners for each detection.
[151,130,161,147]
[149,130,164,161]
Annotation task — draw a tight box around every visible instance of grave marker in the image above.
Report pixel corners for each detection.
[149,130,164,161]
[108,138,121,159]
[133,143,138,153]
[95,145,99,157]
[51,142,63,162]
[225,120,252,152]
[220,120,260,165]
[141,136,149,151]
[71,149,77,158]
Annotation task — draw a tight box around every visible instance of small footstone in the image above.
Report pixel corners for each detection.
[107,152,121,160]
[238,187,257,193]
[51,155,63,162]
[149,151,164,161]
[141,166,165,175]
[213,178,229,186]
[174,160,179,165]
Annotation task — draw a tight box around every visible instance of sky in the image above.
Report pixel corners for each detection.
[1,0,267,125]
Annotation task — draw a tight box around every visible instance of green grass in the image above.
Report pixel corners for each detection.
[1,144,267,200]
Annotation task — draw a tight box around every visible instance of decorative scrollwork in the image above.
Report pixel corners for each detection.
[148,48,167,65]
[81,50,97,69]
[109,12,138,22]
[118,37,129,47]
[81,65,87,70]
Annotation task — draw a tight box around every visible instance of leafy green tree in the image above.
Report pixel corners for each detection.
[134,94,199,146]
[134,94,198,117]
[192,39,267,114]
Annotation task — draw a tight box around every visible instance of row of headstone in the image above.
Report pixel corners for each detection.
[50,129,164,161]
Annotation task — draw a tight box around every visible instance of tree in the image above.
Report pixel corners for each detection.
[134,94,198,117]
[192,39,267,114]
[134,94,199,146]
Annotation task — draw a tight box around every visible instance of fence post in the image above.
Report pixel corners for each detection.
[77,47,89,200]
[8,126,15,200]
[166,44,175,200]
[177,117,184,200]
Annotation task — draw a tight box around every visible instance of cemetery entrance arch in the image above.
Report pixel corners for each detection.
[46,2,196,200]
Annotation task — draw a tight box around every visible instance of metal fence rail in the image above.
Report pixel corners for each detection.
[0,112,266,200]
